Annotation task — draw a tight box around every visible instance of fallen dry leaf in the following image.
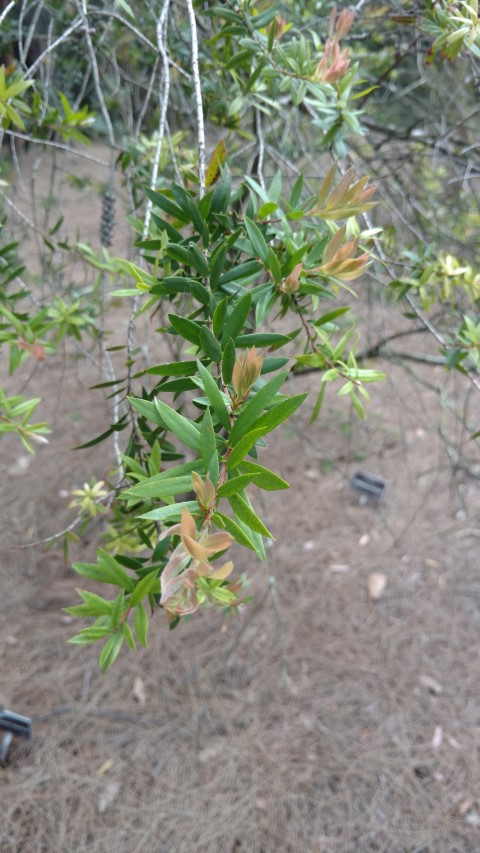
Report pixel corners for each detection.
[98,781,120,814]
[367,572,386,600]
[96,758,114,778]
[419,674,443,696]
[132,676,146,705]
[431,725,443,750]
[329,563,350,573]
[459,798,474,816]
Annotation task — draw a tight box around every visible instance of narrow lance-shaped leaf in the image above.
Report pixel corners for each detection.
[134,603,149,648]
[217,473,261,497]
[200,326,222,362]
[129,569,160,607]
[239,460,290,490]
[244,217,269,264]
[249,393,308,436]
[154,399,201,452]
[226,427,266,470]
[200,406,217,470]
[213,512,258,553]
[221,293,252,347]
[197,361,231,431]
[228,492,273,538]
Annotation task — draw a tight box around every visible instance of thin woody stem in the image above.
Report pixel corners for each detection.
[186,0,206,197]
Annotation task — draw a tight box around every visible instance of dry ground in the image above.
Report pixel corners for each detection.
[1,147,480,853]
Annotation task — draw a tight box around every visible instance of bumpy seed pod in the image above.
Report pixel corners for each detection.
[100,190,116,247]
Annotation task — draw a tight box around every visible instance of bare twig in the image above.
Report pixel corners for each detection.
[0,0,15,27]
[185,0,206,197]
[25,18,84,78]
[3,129,111,166]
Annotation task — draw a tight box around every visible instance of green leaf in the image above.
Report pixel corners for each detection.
[309,382,327,424]
[211,168,231,214]
[258,201,278,217]
[217,473,261,497]
[116,0,135,19]
[228,493,273,538]
[213,512,259,553]
[134,603,149,647]
[261,357,290,374]
[197,361,231,430]
[350,392,365,420]
[145,361,198,377]
[250,393,307,435]
[222,338,236,384]
[200,406,217,469]
[168,314,202,345]
[111,590,126,628]
[244,217,269,264]
[138,459,204,484]
[128,396,164,426]
[239,461,289,490]
[219,260,262,286]
[65,589,114,618]
[144,188,189,222]
[68,625,112,644]
[226,427,266,470]
[166,243,191,265]
[235,333,290,349]
[121,621,137,651]
[72,416,128,449]
[189,242,209,277]
[154,399,201,451]
[221,292,252,346]
[140,500,198,522]
[129,569,160,607]
[122,475,194,500]
[72,550,135,591]
[212,296,228,337]
[229,372,287,445]
[99,633,123,671]
[289,173,304,208]
[313,307,350,327]
[200,326,222,362]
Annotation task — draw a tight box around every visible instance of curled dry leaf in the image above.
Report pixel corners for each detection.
[367,572,387,600]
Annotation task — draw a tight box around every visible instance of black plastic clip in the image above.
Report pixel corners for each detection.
[350,470,386,503]
[0,710,33,767]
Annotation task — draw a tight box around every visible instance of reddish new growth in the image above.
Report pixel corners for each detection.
[314,6,356,85]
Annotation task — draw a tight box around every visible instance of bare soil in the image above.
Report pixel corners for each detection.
[2,147,480,853]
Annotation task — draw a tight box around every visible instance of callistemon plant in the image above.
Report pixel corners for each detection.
[66,156,383,670]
